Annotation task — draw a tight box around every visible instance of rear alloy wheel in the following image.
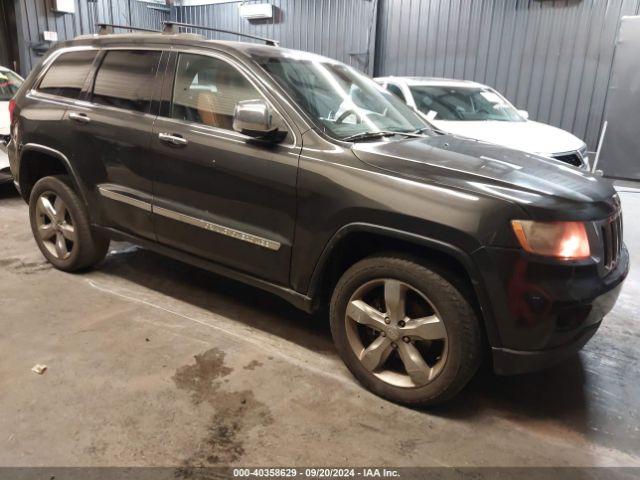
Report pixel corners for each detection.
[29,175,110,271]
[330,255,483,406]
[34,191,77,260]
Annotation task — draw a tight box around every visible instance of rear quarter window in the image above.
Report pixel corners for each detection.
[38,50,98,99]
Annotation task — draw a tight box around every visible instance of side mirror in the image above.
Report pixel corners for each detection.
[233,99,286,143]
[518,109,529,120]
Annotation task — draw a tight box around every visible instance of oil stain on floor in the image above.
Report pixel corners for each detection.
[173,348,273,467]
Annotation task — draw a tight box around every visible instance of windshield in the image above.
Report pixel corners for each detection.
[0,70,23,101]
[409,85,524,122]
[253,54,428,140]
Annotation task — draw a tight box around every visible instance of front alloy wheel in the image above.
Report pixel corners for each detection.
[345,278,448,388]
[330,255,483,406]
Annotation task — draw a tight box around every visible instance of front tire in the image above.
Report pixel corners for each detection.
[330,255,483,406]
[29,175,109,272]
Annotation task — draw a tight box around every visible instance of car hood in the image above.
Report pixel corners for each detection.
[429,119,585,156]
[352,134,617,220]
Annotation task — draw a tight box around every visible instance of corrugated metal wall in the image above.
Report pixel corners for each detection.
[376,0,640,150]
[0,1,19,70]
[14,0,168,75]
[175,0,378,74]
[7,0,636,151]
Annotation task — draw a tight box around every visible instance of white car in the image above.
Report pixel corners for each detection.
[375,76,590,169]
[0,66,24,184]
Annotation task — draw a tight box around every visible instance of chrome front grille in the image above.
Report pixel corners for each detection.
[552,152,583,167]
[602,212,623,272]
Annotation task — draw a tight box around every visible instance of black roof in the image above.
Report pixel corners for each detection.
[64,32,291,58]
[56,32,340,67]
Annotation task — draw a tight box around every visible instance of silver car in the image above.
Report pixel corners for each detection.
[375,76,590,169]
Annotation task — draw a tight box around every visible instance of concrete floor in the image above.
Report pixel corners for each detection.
[0,184,639,468]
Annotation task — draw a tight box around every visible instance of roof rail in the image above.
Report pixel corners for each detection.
[162,21,279,46]
[96,23,161,35]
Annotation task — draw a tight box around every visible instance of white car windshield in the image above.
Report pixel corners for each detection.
[254,54,429,140]
[409,85,524,122]
[0,70,23,101]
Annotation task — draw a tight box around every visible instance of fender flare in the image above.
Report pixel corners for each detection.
[306,222,500,345]
[19,143,89,206]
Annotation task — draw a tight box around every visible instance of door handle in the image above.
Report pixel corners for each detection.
[69,112,91,124]
[158,132,188,146]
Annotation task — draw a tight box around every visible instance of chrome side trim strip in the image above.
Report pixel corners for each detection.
[98,187,152,212]
[97,185,280,251]
[154,206,281,251]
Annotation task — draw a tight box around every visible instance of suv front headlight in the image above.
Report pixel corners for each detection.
[511,220,590,259]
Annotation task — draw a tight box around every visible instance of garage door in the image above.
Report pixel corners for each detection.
[598,16,640,180]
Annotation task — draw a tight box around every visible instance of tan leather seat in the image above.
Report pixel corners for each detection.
[196,92,233,130]
[196,91,225,128]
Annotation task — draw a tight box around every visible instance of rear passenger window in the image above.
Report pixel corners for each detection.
[38,50,98,99]
[92,50,161,113]
[171,53,262,130]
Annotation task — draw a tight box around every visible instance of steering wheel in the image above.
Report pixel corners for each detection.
[335,109,359,124]
[335,109,387,125]
[452,108,466,120]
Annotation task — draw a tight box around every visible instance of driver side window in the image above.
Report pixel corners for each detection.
[171,53,261,131]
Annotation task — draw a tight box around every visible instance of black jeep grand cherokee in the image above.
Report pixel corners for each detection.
[7,31,628,406]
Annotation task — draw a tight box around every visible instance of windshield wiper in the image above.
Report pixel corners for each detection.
[412,126,446,135]
[342,131,398,142]
[342,130,428,142]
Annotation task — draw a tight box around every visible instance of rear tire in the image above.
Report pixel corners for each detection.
[29,175,109,271]
[330,254,483,406]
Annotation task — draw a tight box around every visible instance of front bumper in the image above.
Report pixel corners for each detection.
[473,244,629,375]
[492,322,601,375]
